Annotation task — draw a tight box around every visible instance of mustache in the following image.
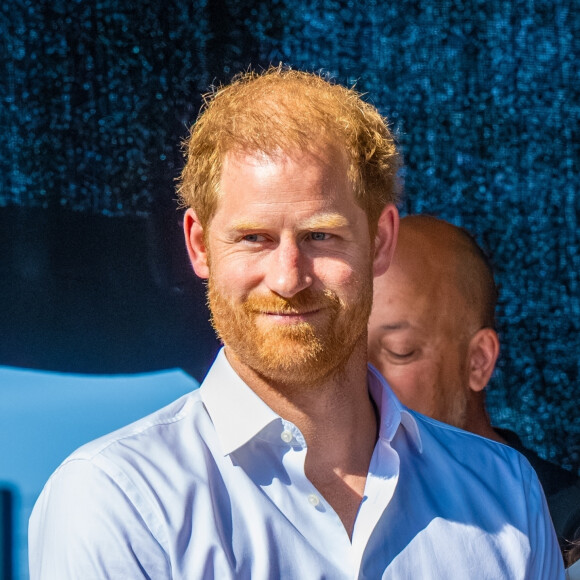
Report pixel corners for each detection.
[243,289,341,314]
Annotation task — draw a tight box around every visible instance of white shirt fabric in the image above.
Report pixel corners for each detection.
[29,348,564,579]
[567,559,580,580]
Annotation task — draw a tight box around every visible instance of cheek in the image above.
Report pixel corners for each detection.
[381,363,438,411]
[210,254,264,296]
[386,366,423,395]
[313,256,370,291]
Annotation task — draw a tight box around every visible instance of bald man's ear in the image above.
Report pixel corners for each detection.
[467,328,500,393]
[184,208,210,279]
[373,204,399,277]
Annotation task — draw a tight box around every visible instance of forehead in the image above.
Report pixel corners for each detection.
[221,144,347,178]
[371,262,467,336]
[215,147,355,214]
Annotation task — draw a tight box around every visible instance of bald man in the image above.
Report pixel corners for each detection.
[368,214,580,555]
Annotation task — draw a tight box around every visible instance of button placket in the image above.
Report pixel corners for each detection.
[307,493,320,507]
[279,425,325,512]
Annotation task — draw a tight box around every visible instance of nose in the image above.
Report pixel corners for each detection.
[264,237,313,298]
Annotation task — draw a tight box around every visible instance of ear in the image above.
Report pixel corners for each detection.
[373,204,399,277]
[467,328,500,392]
[183,208,210,279]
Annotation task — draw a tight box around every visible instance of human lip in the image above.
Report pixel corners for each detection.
[258,309,322,323]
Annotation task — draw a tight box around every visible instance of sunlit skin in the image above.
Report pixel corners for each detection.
[200,149,377,387]
[184,145,398,537]
[368,216,502,441]
[369,259,473,427]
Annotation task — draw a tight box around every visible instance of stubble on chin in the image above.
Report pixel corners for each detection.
[207,281,372,389]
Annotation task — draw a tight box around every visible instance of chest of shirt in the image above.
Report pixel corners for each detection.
[113,425,531,579]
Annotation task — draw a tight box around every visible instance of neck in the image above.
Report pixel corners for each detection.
[225,339,378,538]
[225,339,373,436]
[464,398,507,444]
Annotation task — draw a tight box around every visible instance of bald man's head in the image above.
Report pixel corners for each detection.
[392,215,498,329]
[369,215,500,434]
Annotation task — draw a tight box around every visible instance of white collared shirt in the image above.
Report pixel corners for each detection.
[567,559,580,580]
[29,348,563,579]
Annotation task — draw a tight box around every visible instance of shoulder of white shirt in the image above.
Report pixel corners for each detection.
[566,558,580,580]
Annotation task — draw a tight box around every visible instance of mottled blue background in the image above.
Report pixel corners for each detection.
[1,0,578,476]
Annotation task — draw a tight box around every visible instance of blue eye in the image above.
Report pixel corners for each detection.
[310,232,330,241]
[243,234,266,243]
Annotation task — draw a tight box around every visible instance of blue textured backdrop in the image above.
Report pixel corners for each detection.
[1,0,578,474]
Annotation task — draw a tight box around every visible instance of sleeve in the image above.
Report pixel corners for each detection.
[524,460,566,580]
[28,458,171,580]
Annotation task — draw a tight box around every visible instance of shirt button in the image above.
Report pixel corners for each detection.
[280,430,293,443]
[308,494,320,507]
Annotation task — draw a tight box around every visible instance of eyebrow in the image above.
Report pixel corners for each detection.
[229,213,349,232]
[299,213,348,230]
[228,219,267,232]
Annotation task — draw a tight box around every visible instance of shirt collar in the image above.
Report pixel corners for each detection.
[567,557,580,580]
[200,348,280,456]
[201,348,422,455]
